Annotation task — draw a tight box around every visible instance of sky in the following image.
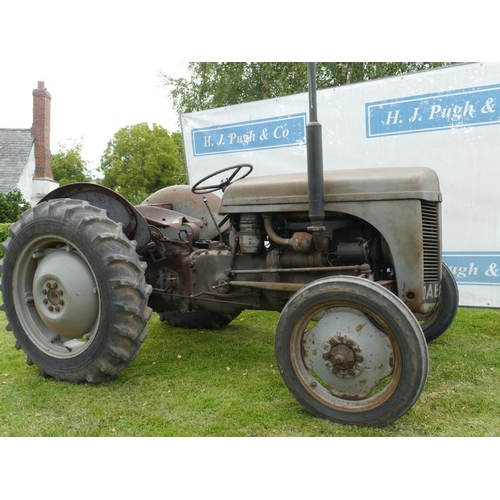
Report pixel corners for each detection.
[2,2,191,173]
[0,1,485,178]
[1,62,187,173]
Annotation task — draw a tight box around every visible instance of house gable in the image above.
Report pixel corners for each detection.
[0,128,35,198]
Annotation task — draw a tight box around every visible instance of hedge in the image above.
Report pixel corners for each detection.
[0,223,10,259]
[0,189,31,224]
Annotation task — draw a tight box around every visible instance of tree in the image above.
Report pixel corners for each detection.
[0,188,31,223]
[51,139,91,185]
[162,62,455,116]
[99,123,186,203]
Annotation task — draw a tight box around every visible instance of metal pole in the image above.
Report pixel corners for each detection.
[306,62,325,238]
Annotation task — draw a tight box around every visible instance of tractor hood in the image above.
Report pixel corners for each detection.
[219,166,441,214]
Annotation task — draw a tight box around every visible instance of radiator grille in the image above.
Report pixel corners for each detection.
[421,201,440,281]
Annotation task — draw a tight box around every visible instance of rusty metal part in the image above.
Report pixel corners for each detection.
[225,264,373,293]
[273,248,327,269]
[142,184,227,241]
[320,335,365,379]
[227,281,304,293]
[263,216,314,253]
[135,205,202,244]
[135,205,202,229]
[231,263,372,275]
[329,344,356,370]
[290,232,313,253]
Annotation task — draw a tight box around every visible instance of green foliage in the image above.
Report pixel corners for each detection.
[51,139,91,185]
[162,62,455,115]
[0,223,10,259]
[0,189,31,223]
[98,123,187,202]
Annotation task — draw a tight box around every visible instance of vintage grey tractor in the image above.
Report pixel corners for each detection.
[0,65,458,427]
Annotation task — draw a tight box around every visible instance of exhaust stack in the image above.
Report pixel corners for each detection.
[306,62,325,241]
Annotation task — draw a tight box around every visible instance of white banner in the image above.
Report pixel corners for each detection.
[181,63,500,308]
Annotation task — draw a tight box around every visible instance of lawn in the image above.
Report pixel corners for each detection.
[1,298,499,437]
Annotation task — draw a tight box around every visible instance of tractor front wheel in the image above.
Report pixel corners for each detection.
[275,276,428,427]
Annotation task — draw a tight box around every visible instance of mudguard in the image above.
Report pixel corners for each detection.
[40,183,151,252]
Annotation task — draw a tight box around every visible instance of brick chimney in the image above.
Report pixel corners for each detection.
[32,81,53,179]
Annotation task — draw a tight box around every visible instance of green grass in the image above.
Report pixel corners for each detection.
[1,300,499,436]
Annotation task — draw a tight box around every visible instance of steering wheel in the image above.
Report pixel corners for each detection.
[191,164,253,194]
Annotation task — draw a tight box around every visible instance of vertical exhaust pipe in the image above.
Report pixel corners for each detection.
[306,63,325,243]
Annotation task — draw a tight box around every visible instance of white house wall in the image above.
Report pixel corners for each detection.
[16,145,35,204]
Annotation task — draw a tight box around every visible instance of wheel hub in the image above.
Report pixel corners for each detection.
[322,335,364,378]
[32,248,99,339]
[42,281,65,311]
[330,344,355,369]
[302,306,394,399]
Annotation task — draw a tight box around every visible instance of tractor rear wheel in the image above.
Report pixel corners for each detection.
[419,263,459,342]
[0,199,152,383]
[160,310,238,329]
[275,276,428,427]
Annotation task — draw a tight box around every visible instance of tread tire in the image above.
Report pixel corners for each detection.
[160,310,238,329]
[0,199,152,383]
[420,263,459,343]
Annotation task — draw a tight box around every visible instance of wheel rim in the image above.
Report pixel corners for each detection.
[12,234,101,359]
[290,301,402,411]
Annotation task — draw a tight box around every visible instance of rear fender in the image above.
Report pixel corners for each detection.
[40,183,151,252]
